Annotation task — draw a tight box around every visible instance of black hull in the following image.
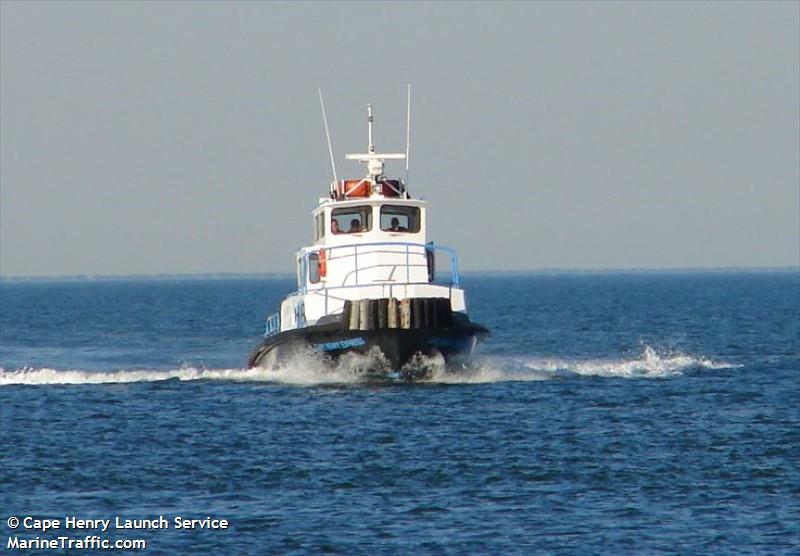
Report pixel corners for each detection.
[248,322,488,370]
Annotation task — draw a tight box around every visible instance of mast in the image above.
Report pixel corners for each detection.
[368,104,374,154]
[318,87,338,191]
[346,104,405,182]
[405,84,411,185]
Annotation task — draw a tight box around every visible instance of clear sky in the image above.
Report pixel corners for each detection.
[1,1,798,277]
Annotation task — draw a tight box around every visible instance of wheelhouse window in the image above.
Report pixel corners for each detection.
[380,205,420,233]
[314,214,325,241]
[308,253,321,284]
[296,256,303,289]
[331,206,372,234]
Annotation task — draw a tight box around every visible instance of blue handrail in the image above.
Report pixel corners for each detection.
[428,242,460,288]
[264,312,280,337]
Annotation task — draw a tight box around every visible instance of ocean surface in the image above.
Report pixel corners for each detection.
[1,272,798,554]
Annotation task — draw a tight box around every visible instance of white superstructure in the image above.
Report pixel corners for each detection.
[272,104,466,334]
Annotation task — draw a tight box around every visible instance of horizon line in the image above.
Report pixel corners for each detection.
[1,265,798,282]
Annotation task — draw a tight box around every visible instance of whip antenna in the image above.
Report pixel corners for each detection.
[318,87,338,187]
[405,83,411,185]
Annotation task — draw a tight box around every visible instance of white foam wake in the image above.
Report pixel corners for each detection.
[0,365,372,387]
[0,348,394,387]
[430,346,738,384]
[0,346,739,387]
[0,366,261,386]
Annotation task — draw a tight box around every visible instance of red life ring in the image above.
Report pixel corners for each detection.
[319,249,327,278]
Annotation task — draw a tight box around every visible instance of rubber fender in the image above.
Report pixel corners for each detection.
[426,297,437,328]
[411,298,423,328]
[359,300,370,331]
[388,298,399,328]
[377,298,388,329]
[400,299,412,329]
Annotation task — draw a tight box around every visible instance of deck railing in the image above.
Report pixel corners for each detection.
[264,312,281,338]
[299,241,459,295]
[295,241,461,319]
[264,242,461,333]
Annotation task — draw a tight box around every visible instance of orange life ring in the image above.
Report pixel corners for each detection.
[319,249,327,278]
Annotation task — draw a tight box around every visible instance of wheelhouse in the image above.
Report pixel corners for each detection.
[312,198,427,245]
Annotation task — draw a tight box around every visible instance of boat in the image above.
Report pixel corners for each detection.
[248,95,488,375]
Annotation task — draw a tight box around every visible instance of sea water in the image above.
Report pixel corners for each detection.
[1,272,798,554]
